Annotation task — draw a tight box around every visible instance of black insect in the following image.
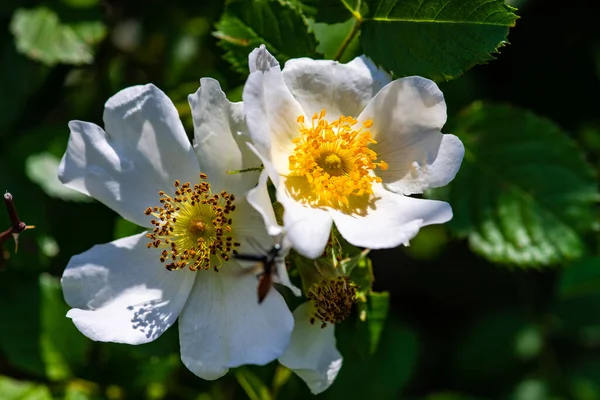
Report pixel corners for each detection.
[233,243,282,303]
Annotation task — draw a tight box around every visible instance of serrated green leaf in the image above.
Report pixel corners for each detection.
[436,103,598,267]
[359,0,518,81]
[215,0,317,74]
[10,7,105,66]
[235,368,273,400]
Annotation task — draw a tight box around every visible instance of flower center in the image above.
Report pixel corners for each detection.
[307,276,357,328]
[287,109,388,210]
[144,173,240,271]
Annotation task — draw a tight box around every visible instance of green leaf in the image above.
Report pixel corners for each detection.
[39,273,90,381]
[25,153,93,202]
[313,0,362,24]
[559,258,600,300]
[312,18,361,62]
[0,272,45,376]
[10,7,106,66]
[0,376,52,400]
[235,367,273,400]
[215,0,317,74]
[355,291,390,356]
[324,318,418,399]
[436,103,599,267]
[360,0,518,81]
[113,217,146,240]
[556,258,600,331]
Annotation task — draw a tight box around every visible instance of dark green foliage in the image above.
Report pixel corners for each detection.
[437,103,598,267]
[1,0,600,399]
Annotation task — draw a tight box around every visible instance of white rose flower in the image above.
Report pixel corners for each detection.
[58,79,295,380]
[243,46,465,259]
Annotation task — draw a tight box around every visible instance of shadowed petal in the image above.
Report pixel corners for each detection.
[178,268,294,380]
[61,232,195,345]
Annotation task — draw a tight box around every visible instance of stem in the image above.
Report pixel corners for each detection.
[4,192,25,232]
[226,166,264,175]
[334,16,362,61]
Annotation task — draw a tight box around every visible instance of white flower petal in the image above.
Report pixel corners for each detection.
[274,259,302,297]
[277,188,332,259]
[189,78,260,192]
[61,232,195,345]
[246,170,283,237]
[59,84,199,227]
[282,55,391,120]
[243,53,305,174]
[331,186,452,249]
[279,303,342,395]
[358,76,459,194]
[386,133,464,195]
[178,268,294,380]
[248,44,279,73]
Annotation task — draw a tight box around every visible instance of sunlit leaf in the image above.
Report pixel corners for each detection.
[360,0,518,81]
[0,376,52,400]
[10,7,106,66]
[435,103,599,267]
[312,18,360,62]
[25,153,93,202]
[215,0,317,74]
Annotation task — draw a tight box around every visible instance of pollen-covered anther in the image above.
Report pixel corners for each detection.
[307,276,357,328]
[288,109,386,209]
[144,174,240,272]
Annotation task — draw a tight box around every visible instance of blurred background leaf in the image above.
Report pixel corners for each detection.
[10,7,106,66]
[432,103,599,267]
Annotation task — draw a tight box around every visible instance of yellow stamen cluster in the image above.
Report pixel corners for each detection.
[144,173,240,271]
[307,276,357,328]
[287,109,388,210]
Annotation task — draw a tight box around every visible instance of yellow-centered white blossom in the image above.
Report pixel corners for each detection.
[286,110,388,212]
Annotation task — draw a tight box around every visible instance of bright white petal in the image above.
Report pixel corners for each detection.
[279,303,342,395]
[243,55,305,175]
[248,44,279,73]
[178,268,294,380]
[59,84,199,227]
[282,55,391,120]
[277,187,332,259]
[246,169,283,237]
[61,232,195,345]
[331,186,452,249]
[383,133,464,195]
[189,77,260,192]
[358,76,460,194]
